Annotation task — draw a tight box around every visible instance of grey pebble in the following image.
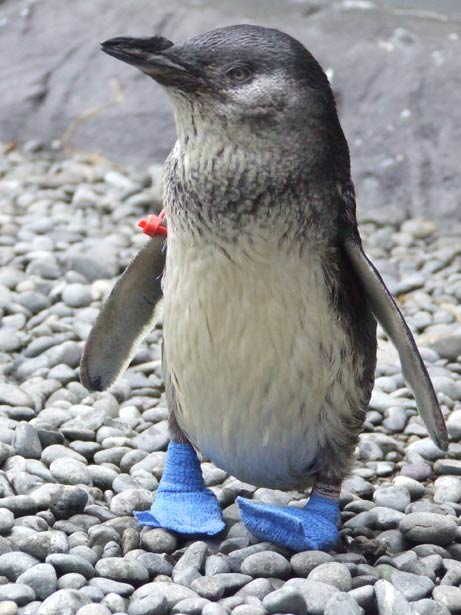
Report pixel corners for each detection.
[190,575,225,600]
[324,592,364,615]
[373,486,410,512]
[171,597,209,614]
[101,593,128,613]
[37,588,91,615]
[62,283,93,308]
[174,540,208,571]
[307,562,352,591]
[213,573,252,592]
[382,567,434,600]
[15,530,68,560]
[0,583,36,606]
[432,586,461,614]
[434,459,461,476]
[348,585,375,609]
[434,476,461,504]
[399,512,458,545]
[134,553,173,577]
[17,563,57,599]
[13,423,42,459]
[235,578,273,600]
[231,606,265,615]
[263,586,308,615]
[127,593,168,615]
[241,551,291,578]
[46,553,95,578]
[0,384,34,408]
[95,557,149,584]
[0,551,41,580]
[286,580,340,615]
[109,488,153,516]
[290,550,333,576]
[0,508,14,534]
[202,604,228,615]
[374,579,412,615]
[75,605,112,615]
[49,457,92,486]
[139,529,177,554]
[205,554,230,576]
[412,598,451,615]
[58,572,87,589]
[89,577,134,597]
[131,581,198,608]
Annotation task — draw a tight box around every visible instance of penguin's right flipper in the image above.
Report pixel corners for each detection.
[343,234,448,451]
[80,236,166,392]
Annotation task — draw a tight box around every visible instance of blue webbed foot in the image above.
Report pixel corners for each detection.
[237,493,339,551]
[134,442,225,536]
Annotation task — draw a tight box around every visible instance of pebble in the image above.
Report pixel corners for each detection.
[0,552,41,580]
[399,512,458,545]
[45,553,95,578]
[16,564,57,600]
[13,423,42,459]
[15,530,68,560]
[190,576,225,600]
[373,486,411,512]
[432,586,461,614]
[262,586,308,614]
[0,584,36,606]
[95,557,149,584]
[241,551,291,578]
[290,550,333,576]
[307,562,352,591]
[49,457,91,486]
[128,593,168,615]
[324,592,364,615]
[374,579,412,615]
[0,508,14,534]
[37,589,91,615]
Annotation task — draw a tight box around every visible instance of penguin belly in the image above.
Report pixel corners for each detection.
[162,235,360,490]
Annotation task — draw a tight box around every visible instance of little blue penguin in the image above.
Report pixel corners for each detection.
[81,24,448,551]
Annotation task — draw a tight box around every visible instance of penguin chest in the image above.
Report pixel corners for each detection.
[162,236,358,489]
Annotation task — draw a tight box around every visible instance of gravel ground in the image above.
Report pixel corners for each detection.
[0,144,461,615]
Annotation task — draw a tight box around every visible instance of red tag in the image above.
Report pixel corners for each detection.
[138,209,167,237]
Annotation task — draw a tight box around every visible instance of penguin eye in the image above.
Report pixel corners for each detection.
[226,65,252,84]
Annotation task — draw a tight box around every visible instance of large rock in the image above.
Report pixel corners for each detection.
[1,0,460,222]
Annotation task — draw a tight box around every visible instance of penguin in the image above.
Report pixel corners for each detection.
[81,25,448,552]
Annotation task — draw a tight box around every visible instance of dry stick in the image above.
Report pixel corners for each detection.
[60,78,124,165]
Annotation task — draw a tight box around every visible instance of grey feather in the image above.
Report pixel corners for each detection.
[80,236,165,392]
[343,235,448,451]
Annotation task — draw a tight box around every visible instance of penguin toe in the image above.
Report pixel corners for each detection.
[134,488,225,536]
[237,495,339,552]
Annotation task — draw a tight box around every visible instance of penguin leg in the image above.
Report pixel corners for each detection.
[237,476,341,552]
[134,370,225,535]
[238,434,358,552]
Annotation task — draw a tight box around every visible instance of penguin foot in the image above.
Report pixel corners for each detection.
[237,493,339,551]
[134,442,225,536]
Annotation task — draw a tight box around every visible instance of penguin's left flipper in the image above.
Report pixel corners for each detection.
[343,235,448,451]
[80,236,166,392]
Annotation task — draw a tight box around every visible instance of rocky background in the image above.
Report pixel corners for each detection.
[1,0,461,223]
[0,146,461,615]
[1,1,461,614]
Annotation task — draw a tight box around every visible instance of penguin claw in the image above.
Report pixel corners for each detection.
[134,488,225,536]
[237,494,339,552]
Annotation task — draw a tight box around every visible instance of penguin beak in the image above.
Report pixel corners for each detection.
[101,36,207,90]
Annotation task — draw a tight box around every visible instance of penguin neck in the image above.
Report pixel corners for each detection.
[165,104,341,248]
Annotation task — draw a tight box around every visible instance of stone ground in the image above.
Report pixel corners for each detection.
[0,144,461,614]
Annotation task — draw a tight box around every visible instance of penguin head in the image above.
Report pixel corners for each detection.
[102,25,349,174]
[103,26,338,129]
